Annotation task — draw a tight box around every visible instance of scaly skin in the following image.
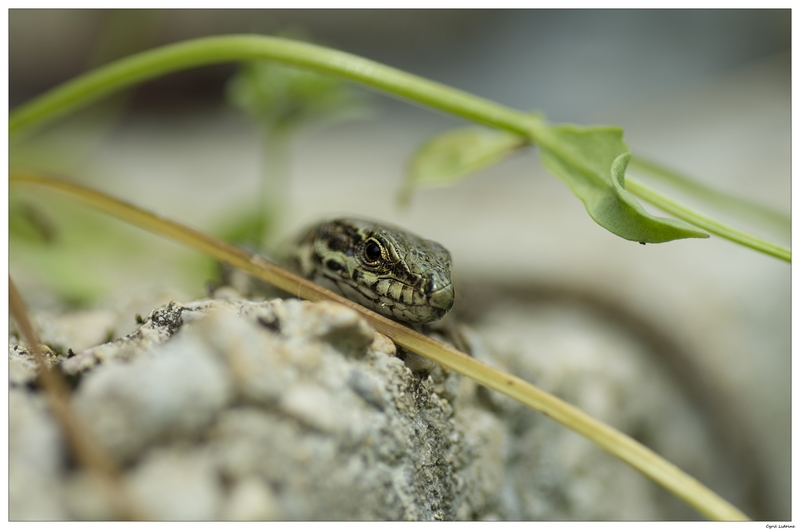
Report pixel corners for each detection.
[287,218,455,324]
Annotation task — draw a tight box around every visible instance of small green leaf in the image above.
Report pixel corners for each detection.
[535,122,708,243]
[401,127,526,204]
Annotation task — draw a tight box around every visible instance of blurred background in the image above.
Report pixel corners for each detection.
[9,9,791,519]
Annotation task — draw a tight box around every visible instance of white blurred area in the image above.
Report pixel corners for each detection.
[9,10,790,519]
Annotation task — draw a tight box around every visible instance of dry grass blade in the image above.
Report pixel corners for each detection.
[9,170,750,521]
[9,277,144,520]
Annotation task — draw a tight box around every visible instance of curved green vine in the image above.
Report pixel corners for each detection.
[9,35,527,137]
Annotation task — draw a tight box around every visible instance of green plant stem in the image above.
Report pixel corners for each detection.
[9,35,530,137]
[629,156,790,234]
[10,170,750,521]
[626,176,790,262]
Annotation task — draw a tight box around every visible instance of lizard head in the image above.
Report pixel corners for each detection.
[289,217,454,324]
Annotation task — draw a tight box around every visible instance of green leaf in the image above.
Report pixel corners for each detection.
[400,126,526,204]
[534,122,708,243]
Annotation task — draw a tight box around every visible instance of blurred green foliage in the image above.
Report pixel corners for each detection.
[227,59,364,133]
[221,42,369,250]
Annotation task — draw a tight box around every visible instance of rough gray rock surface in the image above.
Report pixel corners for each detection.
[8,295,752,520]
[10,298,507,520]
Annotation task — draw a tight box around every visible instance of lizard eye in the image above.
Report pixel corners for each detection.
[362,239,383,265]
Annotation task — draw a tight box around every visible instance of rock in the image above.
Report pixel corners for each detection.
[220,476,282,521]
[33,309,119,354]
[61,301,196,375]
[8,345,42,388]
[8,389,67,521]
[8,295,751,520]
[71,329,234,463]
[125,446,222,520]
[250,299,376,357]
